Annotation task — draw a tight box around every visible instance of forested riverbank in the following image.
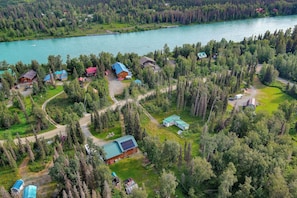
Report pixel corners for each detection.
[1,0,297,41]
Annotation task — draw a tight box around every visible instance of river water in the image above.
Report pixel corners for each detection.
[1,15,297,64]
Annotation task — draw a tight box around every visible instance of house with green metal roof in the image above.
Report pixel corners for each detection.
[163,115,189,130]
[163,115,180,127]
[102,135,138,165]
[0,68,15,79]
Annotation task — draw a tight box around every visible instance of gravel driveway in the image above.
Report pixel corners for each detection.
[107,72,125,102]
[228,86,258,107]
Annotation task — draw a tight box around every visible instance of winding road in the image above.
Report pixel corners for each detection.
[0,83,176,145]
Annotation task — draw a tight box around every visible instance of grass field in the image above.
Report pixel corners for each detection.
[0,86,63,139]
[110,153,159,197]
[254,78,294,114]
[90,122,122,141]
[0,166,19,190]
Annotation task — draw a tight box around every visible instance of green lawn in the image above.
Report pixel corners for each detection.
[0,86,63,139]
[110,154,159,197]
[254,78,294,114]
[90,122,122,141]
[0,166,19,190]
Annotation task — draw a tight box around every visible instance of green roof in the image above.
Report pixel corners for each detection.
[0,68,14,78]
[102,142,122,160]
[102,135,138,160]
[163,115,180,123]
[175,120,189,128]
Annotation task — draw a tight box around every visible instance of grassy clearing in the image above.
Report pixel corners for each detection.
[0,166,19,190]
[254,78,294,114]
[0,86,62,139]
[31,85,64,105]
[110,153,159,197]
[140,101,202,156]
[90,122,122,141]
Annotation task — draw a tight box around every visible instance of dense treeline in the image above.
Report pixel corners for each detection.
[2,23,297,197]
[1,0,297,41]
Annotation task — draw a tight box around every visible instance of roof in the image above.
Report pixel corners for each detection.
[175,119,189,128]
[163,115,180,123]
[102,142,122,160]
[86,67,97,74]
[197,52,207,59]
[11,179,24,191]
[140,56,156,65]
[23,185,37,198]
[54,70,66,75]
[134,79,142,85]
[0,68,14,77]
[20,70,36,80]
[102,135,138,160]
[43,74,51,82]
[112,62,129,75]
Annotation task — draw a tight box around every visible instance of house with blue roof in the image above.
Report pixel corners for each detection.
[112,62,132,79]
[44,70,68,82]
[11,179,24,195]
[102,135,138,165]
[23,185,37,198]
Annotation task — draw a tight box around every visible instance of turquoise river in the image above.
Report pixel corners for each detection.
[1,15,297,64]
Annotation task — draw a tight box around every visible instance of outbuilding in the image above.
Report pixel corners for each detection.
[11,179,24,195]
[23,185,37,198]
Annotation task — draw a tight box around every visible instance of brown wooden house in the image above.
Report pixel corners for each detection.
[112,62,132,79]
[102,135,138,165]
[19,70,37,83]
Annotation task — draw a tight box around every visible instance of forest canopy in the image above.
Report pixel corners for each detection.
[0,0,297,41]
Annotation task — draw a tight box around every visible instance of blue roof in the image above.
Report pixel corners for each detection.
[23,185,37,198]
[11,179,24,191]
[102,135,138,160]
[134,79,142,84]
[43,74,51,81]
[112,62,129,75]
[12,179,24,190]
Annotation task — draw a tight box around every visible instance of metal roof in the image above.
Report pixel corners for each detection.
[102,135,138,160]
[23,185,37,198]
[112,62,129,75]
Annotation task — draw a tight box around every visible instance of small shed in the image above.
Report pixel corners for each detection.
[197,52,207,59]
[23,185,37,198]
[85,67,97,77]
[11,179,24,194]
[19,70,36,83]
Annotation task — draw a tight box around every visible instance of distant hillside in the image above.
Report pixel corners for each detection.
[0,0,297,41]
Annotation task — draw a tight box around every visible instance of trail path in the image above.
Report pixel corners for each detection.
[0,84,176,145]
